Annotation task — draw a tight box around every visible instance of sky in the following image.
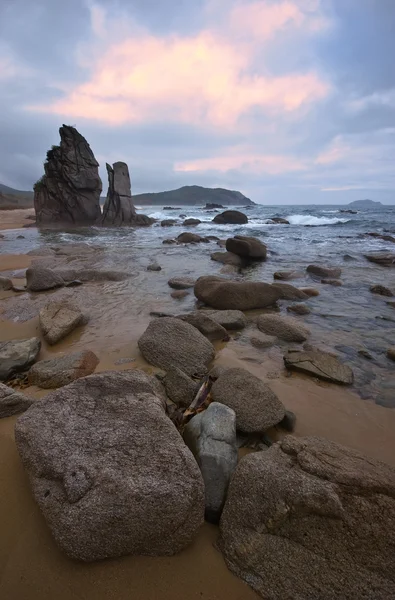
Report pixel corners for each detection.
[0,0,394,204]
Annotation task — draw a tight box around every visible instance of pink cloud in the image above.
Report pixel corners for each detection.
[175,152,307,175]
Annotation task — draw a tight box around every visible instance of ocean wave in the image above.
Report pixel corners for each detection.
[286,214,349,226]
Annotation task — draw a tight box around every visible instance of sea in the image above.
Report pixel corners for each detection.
[1,203,395,407]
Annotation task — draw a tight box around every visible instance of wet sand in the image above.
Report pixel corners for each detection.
[1,235,395,599]
[0,208,35,231]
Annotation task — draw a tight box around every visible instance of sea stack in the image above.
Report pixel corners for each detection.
[33,125,102,226]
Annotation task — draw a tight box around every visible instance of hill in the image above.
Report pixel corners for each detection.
[133,185,255,206]
[347,199,383,208]
[0,183,34,209]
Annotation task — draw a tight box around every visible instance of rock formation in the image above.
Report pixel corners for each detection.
[101,162,153,226]
[34,125,102,226]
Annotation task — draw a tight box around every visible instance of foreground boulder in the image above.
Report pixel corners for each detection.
[28,350,99,388]
[0,383,33,418]
[39,301,86,345]
[138,317,215,375]
[284,349,353,384]
[26,266,64,292]
[101,162,152,226]
[178,312,229,341]
[34,125,102,226]
[15,370,204,561]
[225,236,267,260]
[184,402,238,523]
[219,436,395,600]
[307,264,342,278]
[257,314,310,342]
[203,309,247,330]
[0,338,41,381]
[194,277,281,310]
[211,368,284,432]
[213,210,248,225]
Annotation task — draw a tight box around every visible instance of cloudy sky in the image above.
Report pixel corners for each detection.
[0,0,394,204]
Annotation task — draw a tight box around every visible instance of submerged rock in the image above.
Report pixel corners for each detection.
[171,290,189,299]
[387,348,395,362]
[365,253,395,267]
[219,436,395,600]
[210,251,246,267]
[249,332,276,349]
[102,162,153,226]
[39,301,86,345]
[28,350,99,388]
[213,210,248,225]
[272,283,309,301]
[177,232,207,244]
[287,303,311,315]
[178,312,229,341]
[15,370,204,561]
[0,338,41,381]
[203,309,247,330]
[284,348,353,384]
[225,236,267,260]
[0,383,33,418]
[307,264,342,278]
[268,217,290,224]
[257,314,310,342]
[168,277,196,289]
[273,270,303,281]
[183,218,201,225]
[321,278,343,286]
[194,276,281,310]
[34,125,102,226]
[184,402,238,523]
[370,284,393,297]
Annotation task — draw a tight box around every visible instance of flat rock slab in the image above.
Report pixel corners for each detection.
[168,277,196,290]
[15,370,204,561]
[138,317,215,376]
[0,383,33,418]
[211,367,285,432]
[39,301,86,345]
[0,338,41,381]
[28,350,99,388]
[194,276,281,310]
[257,314,310,342]
[284,349,354,384]
[219,435,395,600]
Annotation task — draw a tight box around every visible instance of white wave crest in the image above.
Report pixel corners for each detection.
[286,214,349,226]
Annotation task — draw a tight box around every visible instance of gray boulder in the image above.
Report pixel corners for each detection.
[307,264,342,278]
[183,218,201,225]
[0,276,13,291]
[225,236,267,259]
[211,367,284,432]
[177,232,207,244]
[0,338,41,381]
[28,350,99,388]
[284,349,353,384]
[39,301,86,345]
[138,317,215,376]
[257,314,310,342]
[213,211,248,225]
[178,312,229,341]
[194,276,281,310]
[0,383,33,418]
[15,370,204,561]
[184,402,238,523]
[203,309,247,330]
[34,125,102,226]
[219,436,395,600]
[272,283,309,300]
[26,266,64,291]
[163,367,199,408]
[168,277,196,289]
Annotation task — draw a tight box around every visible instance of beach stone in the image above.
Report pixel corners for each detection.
[257,314,310,342]
[0,276,13,291]
[168,277,195,289]
[171,290,189,299]
[213,210,248,225]
[162,238,177,245]
[178,312,229,341]
[0,338,41,381]
[183,218,201,225]
[387,348,395,362]
[39,301,85,345]
[370,284,393,297]
[28,350,99,389]
[163,367,198,408]
[284,349,353,385]
[26,266,64,291]
[225,236,267,260]
[321,278,343,286]
[287,303,311,315]
[210,252,246,267]
[203,309,247,330]
[0,383,33,418]
[161,219,177,227]
[211,367,285,432]
[138,317,215,376]
[184,402,238,523]
[219,435,395,600]
[15,370,204,561]
[300,287,320,297]
[250,333,277,349]
[365,253,395,267]
[147,263,161,272]
[194,276,281,310]
[273,270,303,280]
[269,217,289,224]
[307,264,342,278]
[177,232,206,244]
[272,283,309,300]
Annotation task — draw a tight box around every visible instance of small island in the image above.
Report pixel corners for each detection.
[347,199,383,208]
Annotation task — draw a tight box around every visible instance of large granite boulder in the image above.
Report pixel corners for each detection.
[39,301,86,345]
[194,276,281,310]
[211,367,284,432]
[284,349,354,384]
[0,338,41,381]
[0,383,33,418]
[28,350,99,388]
[225,236,267,259]
[257,314,310,342]
[219,436,395,600]
[26,266,64,291]
[138,317,215,376]
[34,125,102,226]
[184,402,238,523]
[213,211,248,225]
[15,370,204,561]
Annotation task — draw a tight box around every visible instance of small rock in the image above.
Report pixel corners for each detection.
[0,276,13,291]
[370,285,393,297]
[184,402,238,523]
[39,301,86,345]
[0,338,41,381]
[299,287,320,297]
[179,312,229,341]
[343,254,356,261]
[161,219,177,227]
[203,309,247,330]
[168,277,196,289]
[250,333,277,349]
[273,270,303,280]
[387,348,395,362]
[17,235,25,239]
[257,314,310,342]
[177,232,206,244]
[28,350,99,388]
[147,263,162,272]
[162,238,177,245]
[269,217,290,224]
[171,290,189,299]
[0,383,33,418]
[358,349,372,360]
[26,266,64,292]
[307,264,342,279]
[387,301,395,308]
[284,349,353,384]
[213,210,248,225]
[286,303,311,315]
[364,253,395,267]
[321,279,343,286]
[163,367,199,408]
[210,252,246,267]
[183,218,201,225]
[272,283,308,300]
